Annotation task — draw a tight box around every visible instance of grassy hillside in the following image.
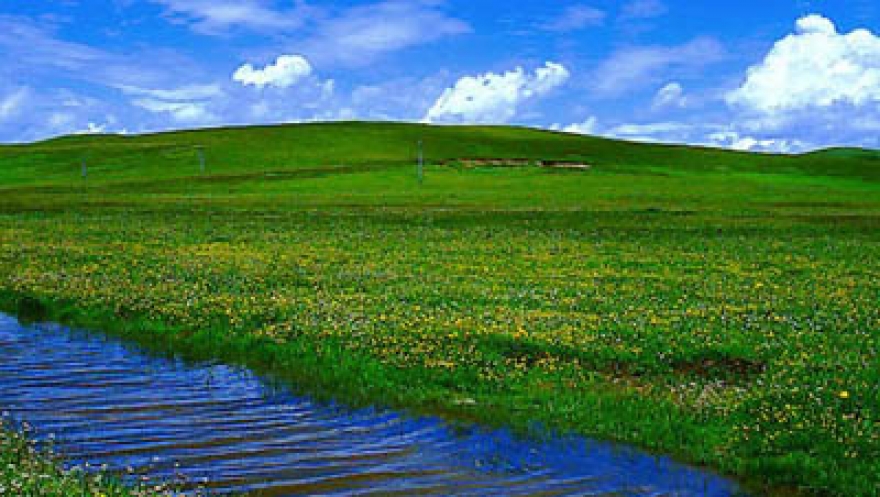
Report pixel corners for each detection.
[2,122,878,188]
[1,122,879,496]
[805,147,880,161]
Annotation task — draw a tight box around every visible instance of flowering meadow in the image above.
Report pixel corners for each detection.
[0,425,171,497]
[0,124,878,495]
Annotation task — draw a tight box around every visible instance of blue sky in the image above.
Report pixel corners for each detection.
[0,0,878,151]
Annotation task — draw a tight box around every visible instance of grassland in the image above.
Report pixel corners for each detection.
[0,122,878,496]
[0,425,169,496]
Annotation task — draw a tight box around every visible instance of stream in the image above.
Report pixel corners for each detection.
[0,313,747,496]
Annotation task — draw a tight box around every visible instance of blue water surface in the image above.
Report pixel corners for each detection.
[0,313,748,496]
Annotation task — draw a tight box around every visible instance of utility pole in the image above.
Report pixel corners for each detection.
[417,139,424,185]
[80,157,88,212]
[196,146,206,174]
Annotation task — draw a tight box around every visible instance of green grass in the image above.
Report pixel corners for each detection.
[1,122,878,496]
[0,425,169,496]
[2,121,878,189]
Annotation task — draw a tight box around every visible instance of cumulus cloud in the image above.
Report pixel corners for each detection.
[74,122,125,136]
[558,119,749,152]
[560,117,599,135]
[652,82,686,109]
[584,120,814,153]
[593,38,724,96]
[717,14,880,151]
[425,62,570,123]
[541,5,606,32]
[233,55,313,89]
[707,131,808,153]
[727,14,880,113]
[552,118,703,146]
[82,122,107,134]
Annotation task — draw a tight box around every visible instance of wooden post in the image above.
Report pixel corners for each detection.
[197,146,206,174]
[417,140,424,185]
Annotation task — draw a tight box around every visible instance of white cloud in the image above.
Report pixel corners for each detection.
[795,14,836,36]
[149,0,305,33]
[707,131,808,153]
[0,88,28,121]
[727,14,880,113]
[319,80,335,100]
[620,0,668,20]
[118,84,223,100]
[561,117,599,135]
[48,112,75,129]
[299,1,469,67]
[131,98,214,122]
[652,82,686,109]
[121,84,222,123]
[541,5,605,32]
[233,55,313,89]
[581,120,814,153]
[553,118,704,146]
[0,85,131,143]
[0,16,103,72]
[0,15,204,90]
[593,38,724,96]
[75,122,109,135]
[425,62,570,123]
[608,121,694,138]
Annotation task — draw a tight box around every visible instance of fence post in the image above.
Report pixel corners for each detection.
[197,146,206,174]
[417,140,424,185]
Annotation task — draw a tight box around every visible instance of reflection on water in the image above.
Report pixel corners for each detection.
[0,314,747,496]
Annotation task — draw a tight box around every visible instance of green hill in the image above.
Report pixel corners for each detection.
[804,147,880,161]
[1,121,879,496]
[2,122,878,188]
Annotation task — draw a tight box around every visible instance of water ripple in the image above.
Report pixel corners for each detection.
[0,314,747,496]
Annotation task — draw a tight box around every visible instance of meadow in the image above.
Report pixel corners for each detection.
[0,122,878,496]
[0,425,170,496]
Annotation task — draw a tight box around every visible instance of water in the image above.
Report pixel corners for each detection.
[0,314,747,496]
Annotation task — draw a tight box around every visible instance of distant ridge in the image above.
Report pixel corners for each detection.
[1,121,878,187]
[805,147,880,160]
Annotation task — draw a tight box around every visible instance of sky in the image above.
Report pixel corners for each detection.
[0,0,878,152]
